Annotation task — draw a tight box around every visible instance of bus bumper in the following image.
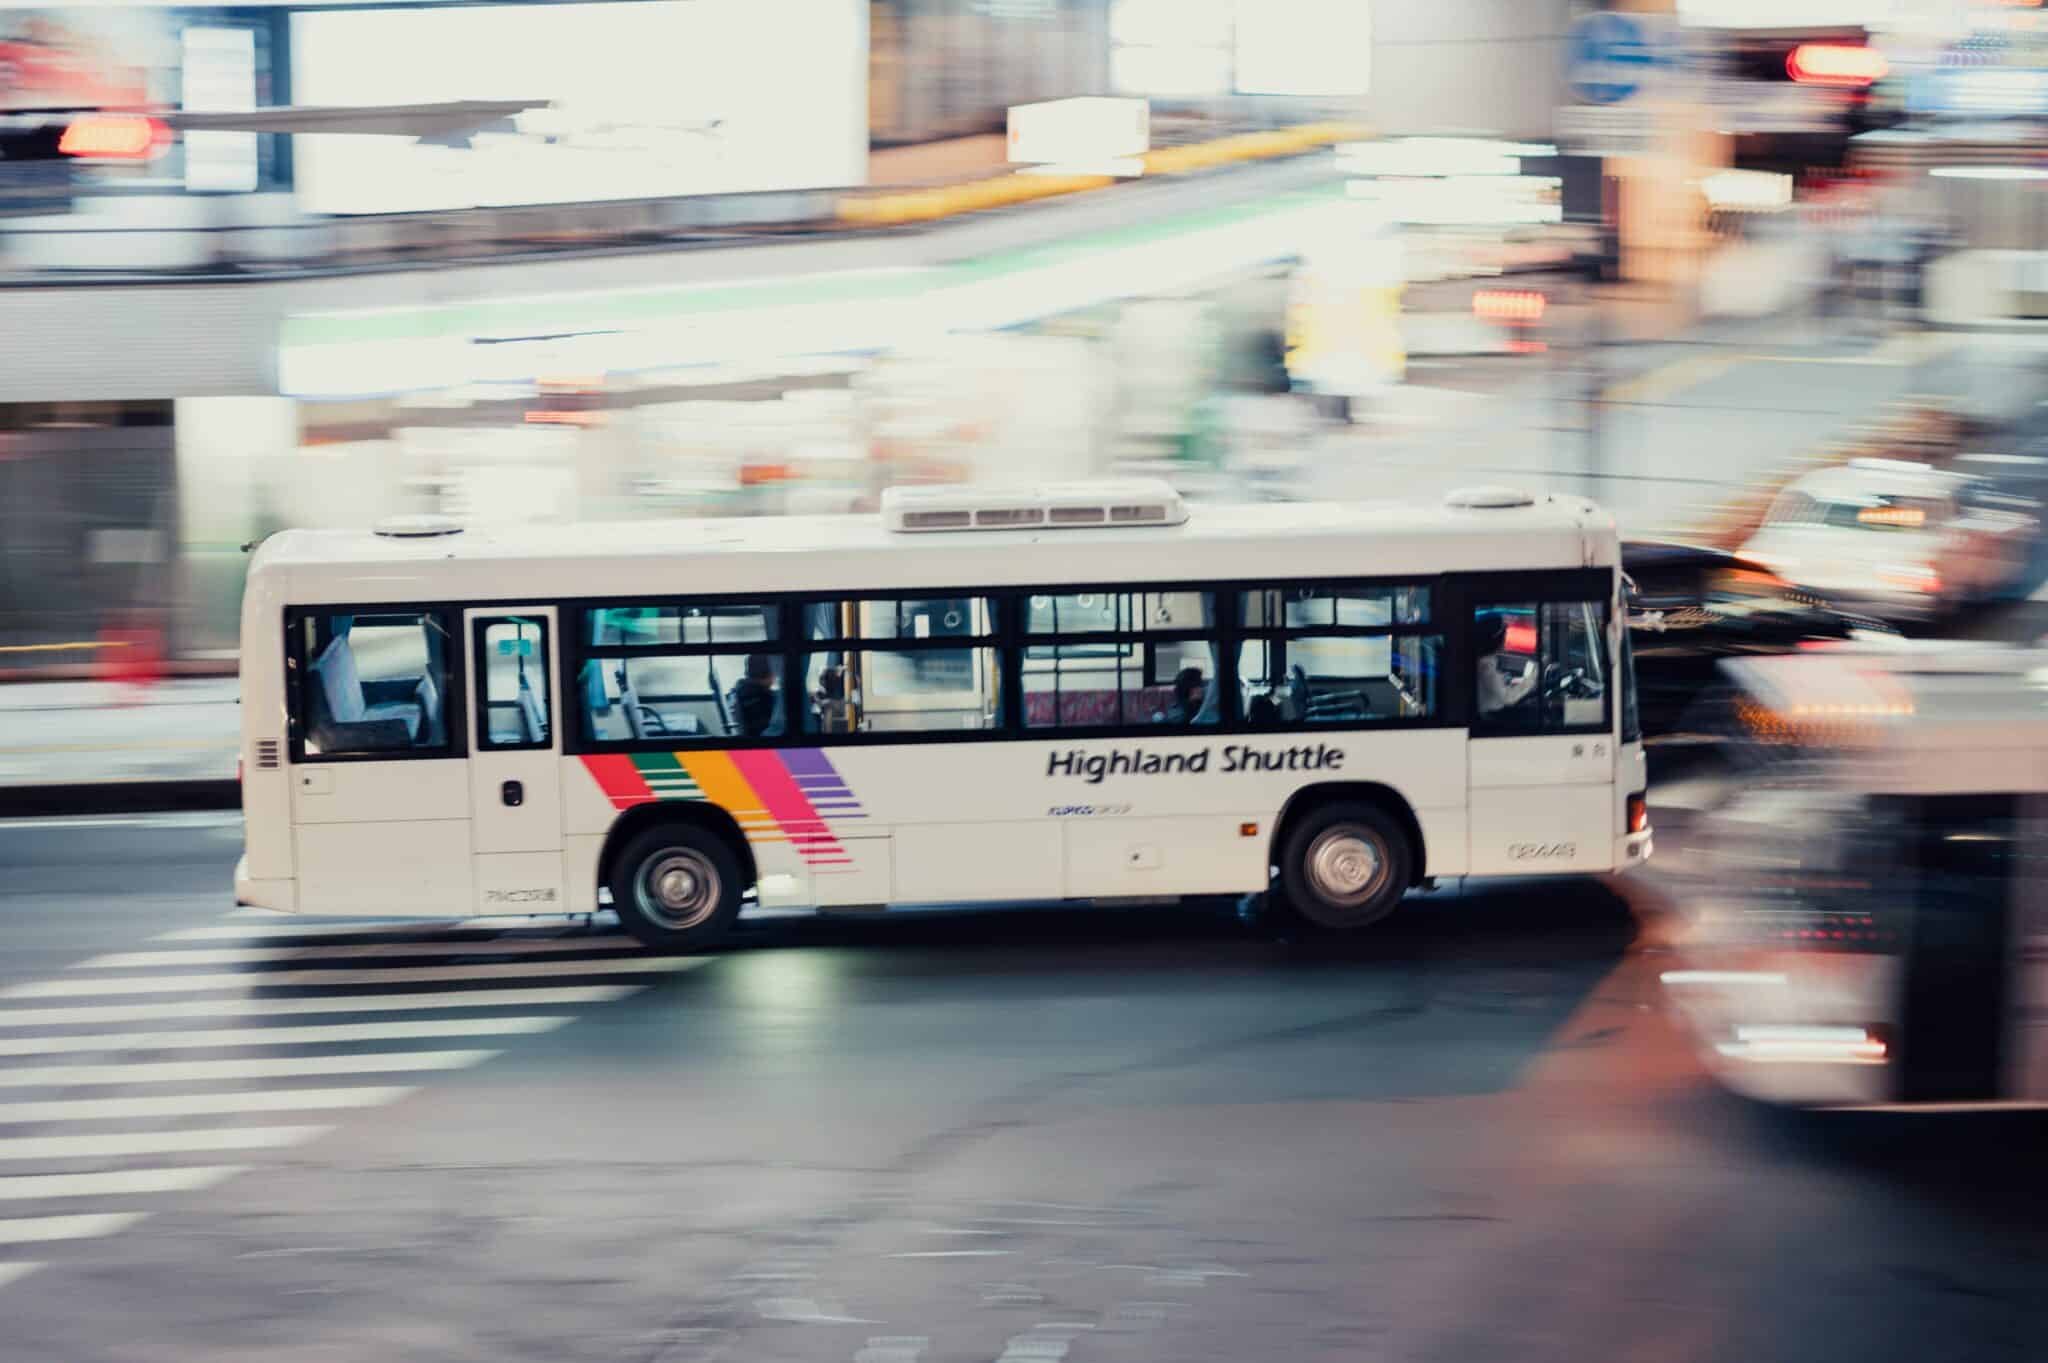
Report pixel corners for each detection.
[1615,827,1653,870]
[234,855,298,913]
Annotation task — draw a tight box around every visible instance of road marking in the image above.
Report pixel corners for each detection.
[81,937,641,968]
[0,1166,247,1201]
[0,985,636,1029]
[2,955,697,1000]
[0,1015,570,1057]
[0,1213,147,1246]
[0,1050,499,1089]
[1601,352,1746,405]
[0,1085,416,1125]
[0,1263,40,1290]
[156,919,577,941]
[0,1125,331,1162]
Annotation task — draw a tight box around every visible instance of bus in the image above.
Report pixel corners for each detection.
[1664,644,2048,1111]
[235,480,1652,949]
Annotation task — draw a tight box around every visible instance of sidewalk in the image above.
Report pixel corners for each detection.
[0,679,239,791]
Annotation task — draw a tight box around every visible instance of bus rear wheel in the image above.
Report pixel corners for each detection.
[1275,801,1411,933]
[609,823,745,952]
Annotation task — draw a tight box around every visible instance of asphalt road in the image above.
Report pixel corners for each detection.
[0,813,2042,1363]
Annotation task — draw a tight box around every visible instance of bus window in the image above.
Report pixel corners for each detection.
[580,652,784,743]
[1024,590,1213,635]
[801,594,998,735]
[587,604,776,647]
[1241,584,1431,629]
[1021,589,1218,730]
[1024,639,1220,729]
[1238,582,1440,727]
[801,648,998,735]
[293,610,453,758]
[1472,601,1608,733]
[476,616,550,750]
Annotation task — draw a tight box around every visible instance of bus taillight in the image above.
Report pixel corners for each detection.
[1627,793,1648,834]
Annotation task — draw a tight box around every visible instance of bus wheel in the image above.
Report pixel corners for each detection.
[609,824,745,951]
[1276,802,1410,932]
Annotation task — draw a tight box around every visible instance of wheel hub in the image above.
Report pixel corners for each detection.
[638,850,719,930]
[1307,829,1384,905]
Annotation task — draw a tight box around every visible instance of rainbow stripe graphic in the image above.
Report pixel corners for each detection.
[581,749,867,873]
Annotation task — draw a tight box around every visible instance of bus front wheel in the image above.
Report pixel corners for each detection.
[1275,802,1411,933]
[609,823,745,951]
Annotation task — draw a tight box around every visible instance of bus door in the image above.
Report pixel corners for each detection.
[466,607,566,914]
[1464,579,1617,875]
[288,606,471,915]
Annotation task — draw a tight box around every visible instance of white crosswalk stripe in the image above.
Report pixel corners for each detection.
[3,954,696,1000]
[0,1213,147,1246]
[0,985,635,1029]
[78,936,641,968]
[0,1014,573,1056]
[0,913,704,1291]
[0,1050,499,1090]
[0,1085,417,1125]
[0,1167,247,1201]
[0,1125,333,1162]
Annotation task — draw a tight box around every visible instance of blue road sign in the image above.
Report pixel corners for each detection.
[1568,11,1657,106]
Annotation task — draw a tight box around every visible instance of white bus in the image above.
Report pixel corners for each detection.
[235,480,1652,949]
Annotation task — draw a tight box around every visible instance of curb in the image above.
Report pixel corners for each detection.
[0,780,239,819]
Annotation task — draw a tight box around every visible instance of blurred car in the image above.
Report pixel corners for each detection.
[1661,644,2048,1111]
[1622,538,1890,742]
[1736,458,2040,623]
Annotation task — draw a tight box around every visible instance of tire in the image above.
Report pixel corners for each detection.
[1274,801,1412,933]
[608,822,745,952]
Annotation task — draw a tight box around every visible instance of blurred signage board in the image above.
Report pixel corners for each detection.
[1007,97,1149,165]
[1110,0,1373,98]
[289,0,866,215]
[181,27,256,193]
[1234,0,1371,97]
[1568,11,1660,105]
[1918,66,2048,117]
[1675,0,1905,26]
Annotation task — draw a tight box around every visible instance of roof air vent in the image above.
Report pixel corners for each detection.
[883,479,1188,533]
[1444,486,1537,510]
[373,514,465,539]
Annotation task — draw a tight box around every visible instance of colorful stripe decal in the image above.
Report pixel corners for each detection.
[581,748,865,873]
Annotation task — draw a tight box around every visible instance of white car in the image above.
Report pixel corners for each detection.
[1738,458,2037,621]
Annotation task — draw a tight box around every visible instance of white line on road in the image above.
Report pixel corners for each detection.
[0,1166,247,1201]
[0,1015,569,1057]
[2,955,698,1000]
[0,1125,330,1162]
[0,1213,147,1246]
[0,1085,416,1125]
[0,1049,499,1089]
[0,1263,41,1290]
[887,1250,1012,1259]
[80,937,640,968]
[0,985,636,1029]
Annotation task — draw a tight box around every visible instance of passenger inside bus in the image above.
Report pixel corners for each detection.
[1163,667,1213,725]
[728,653,783,738]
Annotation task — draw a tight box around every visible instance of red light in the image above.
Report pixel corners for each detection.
[1787,44,1888,88]
[1627,793,1649,834]
[59,114,167,160]
[1474,289,1547,326]
[1504,620,1538,654]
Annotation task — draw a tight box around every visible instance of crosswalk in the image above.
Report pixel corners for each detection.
[0,909,699,1292]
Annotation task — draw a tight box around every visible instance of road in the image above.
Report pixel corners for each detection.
[0,811,2042,1362]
